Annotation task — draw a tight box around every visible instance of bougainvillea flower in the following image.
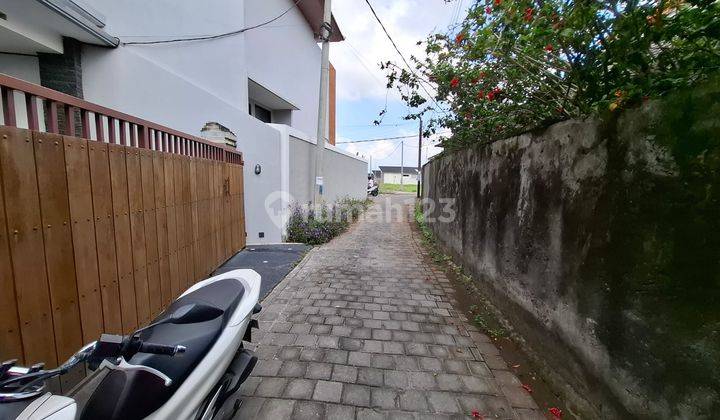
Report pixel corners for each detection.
[471,410,483,419]
[455,32,465,44]
[524,7,534,22]
[549,407,563,418]
[544,44,554,52]
[494,0,502,5]
[522,384,533,393]
[477,90,485,99]
[486,6,492,14]
[450,77,460,88]
[486,91,495,100]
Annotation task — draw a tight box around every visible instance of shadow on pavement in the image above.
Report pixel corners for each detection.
[213,243,311,300]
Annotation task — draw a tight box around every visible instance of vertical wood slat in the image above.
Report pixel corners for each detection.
[107,117,116,144]
[95,114,105,142]
[140,150,161,316]
[32,131,83,364]
[88,142,122,334]
[64,136,104,344]
[165,155,180,299]
[108,144,138,333]
[47,102,59,134]
[0,126,57,365]
[64,106,76,137]
[189,158,199,283]
[0,125,245,366]
[0,128,25,363]
[1,87,17,127]
[126,148,150,325]
[178,157,191,290]
[119,121,127,146]
[25,95,39,131]
[153,153,172,306]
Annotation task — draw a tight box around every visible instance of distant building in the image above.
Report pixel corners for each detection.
[377,166,419,185]
[371,169,383,183]
[201,122,237,148]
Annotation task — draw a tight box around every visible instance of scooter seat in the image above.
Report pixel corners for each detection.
[132,278,245,384]
[78,278,245,419]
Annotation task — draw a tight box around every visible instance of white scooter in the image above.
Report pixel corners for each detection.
[0,269,261,420]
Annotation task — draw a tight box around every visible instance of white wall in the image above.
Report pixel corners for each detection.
[83,0,248,108]
[244,0,322,136]
[383,172,418,184]
[0,54,41,84]
[281,126,366,204]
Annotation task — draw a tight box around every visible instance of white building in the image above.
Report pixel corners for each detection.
[378,166,419,185]
[0,0,367,244]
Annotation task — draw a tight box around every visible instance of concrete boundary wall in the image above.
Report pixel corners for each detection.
[271,124,367,240]
[422,82,720,418]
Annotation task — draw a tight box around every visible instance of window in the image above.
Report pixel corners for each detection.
[253,104,272,123]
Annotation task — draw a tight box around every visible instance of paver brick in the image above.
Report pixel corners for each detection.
[325,404,355,420]
[237,197,533,419]
[331,365,357,383]
[283,378,316,399]
[258,398,295,418]
[371,388,398,409]
[348,351,372,367]
[312,380,343,403]
[357,367,384,387]
[342,384,371,406]
[255,377,288,397]
[399,390,429,412]
[293,401,325,419]
[305,362,332,380]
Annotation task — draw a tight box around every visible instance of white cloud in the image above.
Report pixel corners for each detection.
[330,0,467,101]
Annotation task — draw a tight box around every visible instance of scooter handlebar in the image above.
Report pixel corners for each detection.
[138,342,186,356]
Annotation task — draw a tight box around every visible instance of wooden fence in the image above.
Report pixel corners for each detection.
[0,75,246,369]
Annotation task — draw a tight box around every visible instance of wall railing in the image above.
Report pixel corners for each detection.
[0,73,242,164]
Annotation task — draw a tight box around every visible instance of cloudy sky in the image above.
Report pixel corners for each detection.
[329,0,468,170]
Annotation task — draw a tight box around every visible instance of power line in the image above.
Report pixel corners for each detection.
[339,122,416,128]
[337,131,450,144]
[121,0,303,45]
[375,141,403,160]
[363,0,446,114]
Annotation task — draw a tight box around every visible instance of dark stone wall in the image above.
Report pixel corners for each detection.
[38,37,83,98]
[422,81,720,418]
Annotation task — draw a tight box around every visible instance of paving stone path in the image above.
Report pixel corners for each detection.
[237,195,542,419]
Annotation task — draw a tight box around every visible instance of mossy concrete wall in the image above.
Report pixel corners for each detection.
[422,83,720,418]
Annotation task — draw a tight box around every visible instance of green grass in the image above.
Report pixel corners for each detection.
[379,183,418,194]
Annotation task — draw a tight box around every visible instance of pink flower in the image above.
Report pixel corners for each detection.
[549,407,563,418]
[450,77,460,88]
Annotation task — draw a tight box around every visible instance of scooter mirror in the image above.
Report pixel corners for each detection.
[169,303,224,324]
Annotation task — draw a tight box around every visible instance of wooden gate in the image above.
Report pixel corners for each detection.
[0,75,246,369]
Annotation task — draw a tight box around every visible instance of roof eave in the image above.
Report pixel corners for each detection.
[35,0,119,47]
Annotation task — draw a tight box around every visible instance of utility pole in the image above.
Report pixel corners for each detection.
[400,140,404,185]
[417,116,422,198]
[311,0,332,206]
